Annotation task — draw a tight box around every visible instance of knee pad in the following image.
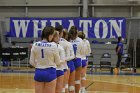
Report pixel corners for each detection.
[65,84,68,89]
[62,88,65,93]
[69,86,75,91]
[81,76,86,80]
[81,74,86,77]
[75,80,80,84]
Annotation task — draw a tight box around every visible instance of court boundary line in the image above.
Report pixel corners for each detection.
[86,79,140,88]
[86,81,94,90]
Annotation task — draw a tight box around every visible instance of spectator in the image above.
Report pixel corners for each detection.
[0,37,2,58]
[115,36,123,74]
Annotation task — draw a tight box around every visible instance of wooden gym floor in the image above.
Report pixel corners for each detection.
[0,67,140,93]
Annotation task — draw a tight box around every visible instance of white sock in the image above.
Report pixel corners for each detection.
[81,87,85,91]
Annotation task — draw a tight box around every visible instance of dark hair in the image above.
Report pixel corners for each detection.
[78,31,85,40]
[69,27,78,40]
[118,36,122,43]
[62,29,68,40]
[41,26,55,41]
[55,25,63,33]
[70,26,78,31]
[68,33,72,41]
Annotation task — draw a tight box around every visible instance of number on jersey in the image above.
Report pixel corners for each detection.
[41,49,44,58]
[73,44,77,55]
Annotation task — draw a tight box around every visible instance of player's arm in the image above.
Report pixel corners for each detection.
[76,42,83,57]
[65,44,71,61]
[53,47,61,66]
[87,40,91,55]
[60,47,66,63]
[29,46,36,67]
[69,44,75,60]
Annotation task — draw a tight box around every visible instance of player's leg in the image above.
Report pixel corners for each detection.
[35,81,44,93]
[65,68,70,93]
[74,58,82,93]
[81,60,87,93]
[75,67,81,93]
[56,70,64,93]
[34,69,45,93]
[43,68,57,93]
[68,60,75,93]
[44,79,57,93]
[62,69,67,93]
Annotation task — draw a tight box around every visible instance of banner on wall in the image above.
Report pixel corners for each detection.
[9,17,126,38]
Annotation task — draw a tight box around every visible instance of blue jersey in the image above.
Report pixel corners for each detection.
[117,42,123,54]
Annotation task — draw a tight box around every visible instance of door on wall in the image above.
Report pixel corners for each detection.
[136,39,140,67]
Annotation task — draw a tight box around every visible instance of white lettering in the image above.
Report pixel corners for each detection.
[12,20,30,38]
[68,20,75,31]
[109,20,123,38]
[33,20,47,38]
[79,20,92,38]
[94,20,108,38]
[50,20,62,27]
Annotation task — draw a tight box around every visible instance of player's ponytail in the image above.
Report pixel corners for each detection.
[69,26,78,40]
[68,33,72,41]
[62,29,68,40]
[55,25,63,33]
[78,31,85,40]
[70,26,78,31]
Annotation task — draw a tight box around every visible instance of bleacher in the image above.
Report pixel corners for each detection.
[1,36,130,71]
[87,38,129,71]
[2,37,41,48]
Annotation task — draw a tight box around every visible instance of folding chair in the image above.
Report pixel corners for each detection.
[100,53,111,71]
[120,53,131,70]
[1,48,12,70]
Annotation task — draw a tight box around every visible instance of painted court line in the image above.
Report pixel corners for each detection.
[87,91,128,93]
[86,81,95,90]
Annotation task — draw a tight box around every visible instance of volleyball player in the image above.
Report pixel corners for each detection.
[55,25,70,93]
[29,26,60,93]
[63,29,75,93]
[69,26,83,93]
[78,31,91,93]
[53,31,65,93]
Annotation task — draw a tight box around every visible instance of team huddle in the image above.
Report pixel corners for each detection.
[29,25,91,93]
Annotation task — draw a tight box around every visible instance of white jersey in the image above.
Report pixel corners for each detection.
[70,37,83,58]
[67,42,75,61]
[57,44,65,71]
[84,39,91,55]
[76,37,83,42]
[59,38,70,69]
[29,41,60,69]
[81,39,91,60]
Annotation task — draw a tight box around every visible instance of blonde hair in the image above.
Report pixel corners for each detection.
[78,31,85,40]
[62,29,68,40]
[53,30,59,37]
